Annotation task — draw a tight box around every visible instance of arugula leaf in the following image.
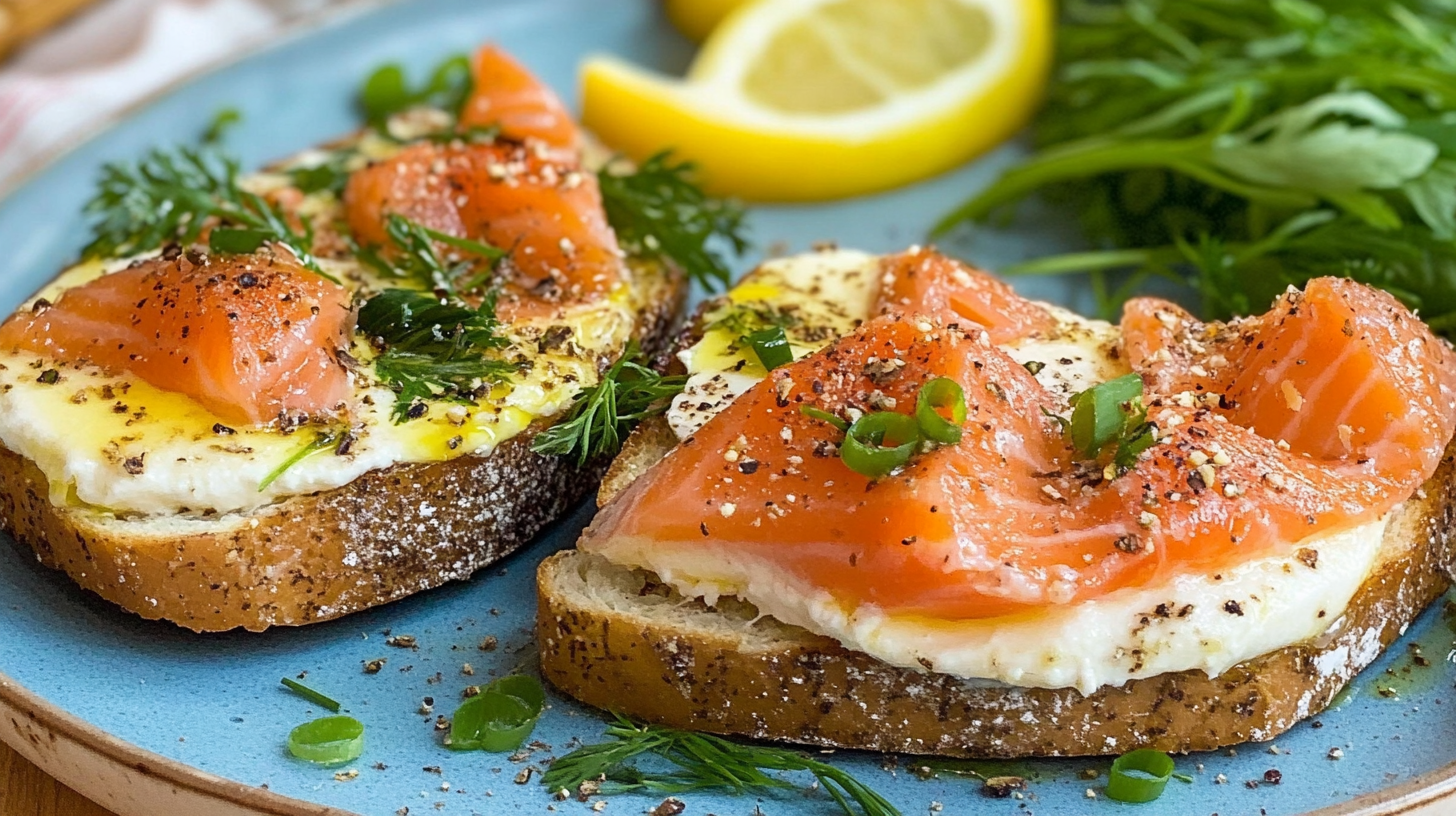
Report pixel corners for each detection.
[598,152,749,293]
[934,0,1456,337]
[360,54,473,129]
[530,342,686,465]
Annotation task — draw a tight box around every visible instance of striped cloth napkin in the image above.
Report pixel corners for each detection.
[0,0,354,190]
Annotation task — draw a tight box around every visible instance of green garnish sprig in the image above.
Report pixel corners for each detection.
[1106,749,1192,803]
[280,677,341,712]
[258,430,344,492]
[934,0,1456,331]
[447,675,545,752]
[599,151,750,293]
[358,289,517,423]
[360,54,473,130]
[1051,374,1158,477]
[540,714,901,816]
[82,146,330,278]
[530,341,687,465]
[355,213,505,298]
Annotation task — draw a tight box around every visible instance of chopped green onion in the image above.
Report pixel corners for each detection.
[1106,749,1176,803]
[280,677,340,712]
[841,412,921,479]
[915,378,967,444]
[744,327,793,370]
[800,406,849,432]
[209,227,271,255]
[447,675,545,752]
[1068,373,1144,459]
[288,715,364,765]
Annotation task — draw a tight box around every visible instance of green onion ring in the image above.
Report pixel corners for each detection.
[1106,748,1176,802]
[915,377,967,444]
[841,412,921,479]
[799,405,849,432]
[1069,373,1144,458]
[448,675,546,752]
[744,326,793,370]
[287,715,364,765]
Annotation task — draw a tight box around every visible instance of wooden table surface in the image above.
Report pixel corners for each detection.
[1,739,114,816]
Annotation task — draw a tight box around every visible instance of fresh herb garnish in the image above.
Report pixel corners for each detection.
[356,213,505,298]
[446,675,545,752]
[258,430,343,492]
[540,714,900,816]
[357,289,516,423]
[934,0,1456,332]
[201,107,242,145]
[598,151,749,293]
[360,54,473,129]
[1058,374,1157,476]
[799,378,969,479]
[289,152,355,196]
[744,326,793,370]
[82,145,331,279]
[280,677,341,712]
[704,301,801,337]
[287,715,364,765]
[530,341,686,465]
[1106,749,1190,803]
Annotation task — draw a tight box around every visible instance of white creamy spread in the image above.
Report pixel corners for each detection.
[646,249,1391,693]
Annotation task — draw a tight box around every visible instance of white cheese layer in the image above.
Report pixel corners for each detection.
[601,516,1387,694]
[646,249,1389,693]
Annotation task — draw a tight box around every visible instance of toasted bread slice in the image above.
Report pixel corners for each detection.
[538,418,1455,757]
[0,264,684,633]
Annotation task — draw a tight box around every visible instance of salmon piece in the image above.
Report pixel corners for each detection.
[875,248,1053,344]
[0,250,353,426]
[458,45,580,153]
[583,277,1456,620]
[344,141,622,320]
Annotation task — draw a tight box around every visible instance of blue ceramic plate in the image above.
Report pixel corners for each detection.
[2,2,1455,815]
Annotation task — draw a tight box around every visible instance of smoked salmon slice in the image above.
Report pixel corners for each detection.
[876,248,1053,343]
[0,250,353,426]
[344,141,622,319]
[344,45,623,320]
[582,273,1456,620]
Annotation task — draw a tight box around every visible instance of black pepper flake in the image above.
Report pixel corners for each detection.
[980,776,1026,798]
[238,272,258,288]
[36,369,59,384]
[405,401,429,420]
[386,634,418,648]
[1264,769,1282,785]
[650,798,686,816]
[738,459,760,474]
[1187,469,1208,494]
[212,423,237,435]
[363,658,387,674]
[1022,360,1045,375]
[1114,535,1141,554]
[1224,600,1244,616]
[123,454,146,475]
[985,382,1006,400]
[700,522,710,537]
[901,536,917,546]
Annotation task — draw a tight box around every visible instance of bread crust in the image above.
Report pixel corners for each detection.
[0,267,685,633]
[539,423,1456,757]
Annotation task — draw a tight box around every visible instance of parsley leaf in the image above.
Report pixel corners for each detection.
[530,342,686,465]
[598,152,749,293]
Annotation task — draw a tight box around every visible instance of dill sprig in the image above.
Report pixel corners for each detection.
[540,715,901,816]
[530,342,686,465]
[358,289,516,423]
[82,145,329,278]
[934,0,1456,332]
[356,213,505,298]
[258,430,343,492]
[599,152,749,293]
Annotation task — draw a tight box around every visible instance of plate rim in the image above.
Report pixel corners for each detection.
[0,1,1454,814]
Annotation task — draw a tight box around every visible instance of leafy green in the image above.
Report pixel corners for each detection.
[530,342,686,465]
[360,54,473,129]
[357,289,516,422]
[202,107,242,145]
[935,0,1456,332]
[1056,374,1158,476]
[599,152,749,292]
[355,213,504,297]
[82,145,331,279]
[540,714,900,816]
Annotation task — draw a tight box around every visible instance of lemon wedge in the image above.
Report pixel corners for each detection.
[585,0,1053,201]
[664,0,748,42]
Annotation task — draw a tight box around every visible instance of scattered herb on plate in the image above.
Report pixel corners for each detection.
[280,677,342,712]
[360,53,474,129]
[287,715,365,766]
[446,675,546,752]
[598,151,750,293]
[935,0,1456,334]
[541,714,900,816]
[530,341,687,465]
